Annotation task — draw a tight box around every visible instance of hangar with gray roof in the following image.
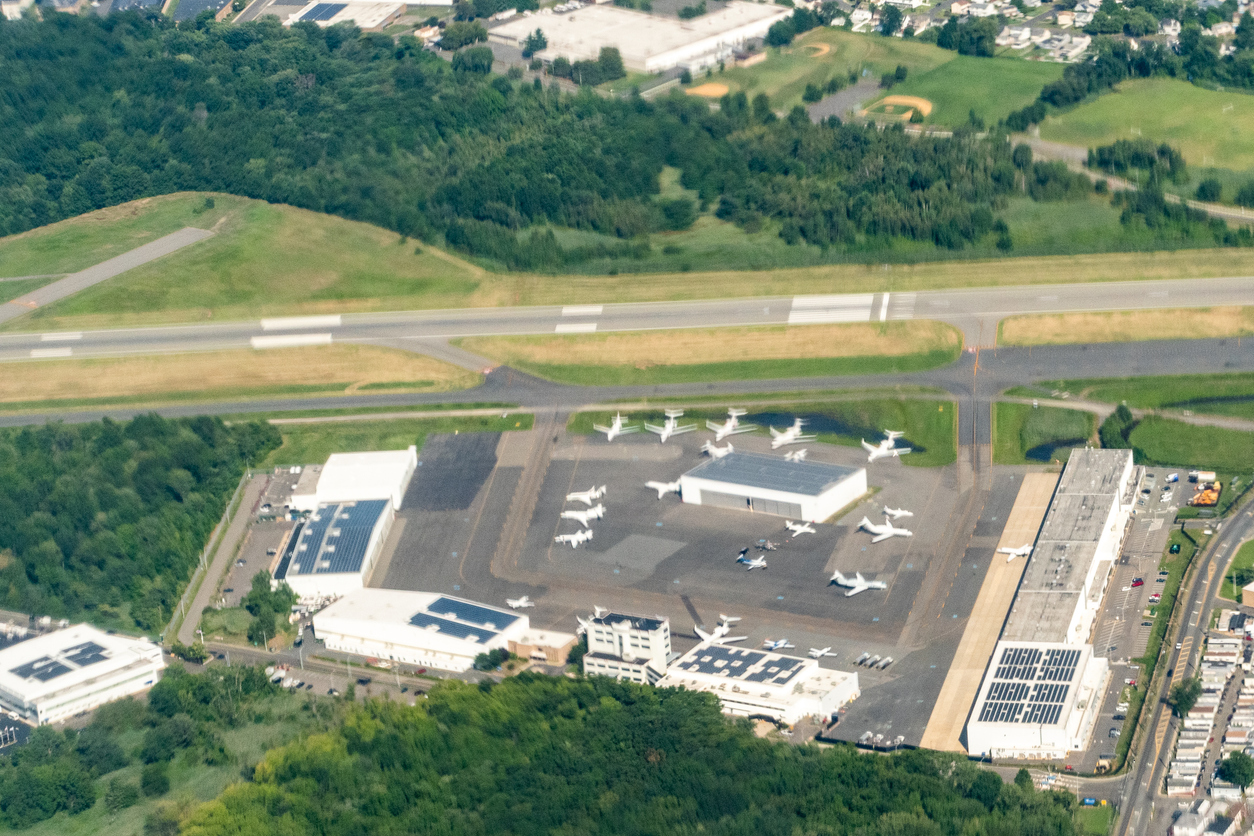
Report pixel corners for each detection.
[679,452,866,522]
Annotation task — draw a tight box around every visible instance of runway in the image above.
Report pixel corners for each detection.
[3,275,1254,362]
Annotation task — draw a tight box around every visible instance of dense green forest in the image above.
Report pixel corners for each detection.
[0,415,278,631]
[0,12,1122,269]
[173,673,1078,836]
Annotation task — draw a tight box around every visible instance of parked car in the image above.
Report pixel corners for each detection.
[1131,578,1144,587]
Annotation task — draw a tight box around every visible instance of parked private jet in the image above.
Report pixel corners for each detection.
[762,638,794,650]
[784,449,808,462]
[694,615,747,646]
[883,506,914,520]
[769,417,817,449]
[701,440,734,459]
[997,544,1034,562]
[861,432,913,462]
[644,409,697,443]
[785,520,816,537]
[593,413,640,441]
[506,596,535,609]
[808,646,837,658]
[830,570,888,597]
[735,548,768,571]
[645,479,681,500]
[574,606,610,636]
[858,516,913,543]
[561,503,605,528]
[566,486,607,505]
[707,408,755,441]
[555,529,594,548]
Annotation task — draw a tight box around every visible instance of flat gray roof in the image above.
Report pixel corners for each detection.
[684,452,862,497]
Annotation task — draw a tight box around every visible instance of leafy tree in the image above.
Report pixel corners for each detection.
[141,763,170,797]
[1219,751,1254,788]
[1196,179,1222,202]
[452,45,495,74]
[677,0,705,18]
[1014,767,1034,790]
[1236,181,1254,208]
[1168,677,1203,716]
[105,778,141,811]
[441,21,488,49]
[473,648,511,670]
[1012,144,1033,170]
[803,83,824,102]
[521,28,547,58]
[658,198,697,230]
[1099,404,1136,449]
[880,5,903,35]
[171,640,209,664]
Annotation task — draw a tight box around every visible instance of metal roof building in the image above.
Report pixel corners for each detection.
[312,589,576,672]
[679,452,867,522]
[0,625,164,726]
[278,500,393,600]
[290,446,417,512]
[658,644,859,725]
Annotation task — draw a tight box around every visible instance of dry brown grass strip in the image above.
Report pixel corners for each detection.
[1000,306,1254,346]
[0,344,477,404]
[463,320,958,368]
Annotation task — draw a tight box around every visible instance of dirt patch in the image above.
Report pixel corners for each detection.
[864,95,934,120]
[804,42,830,57]
[462,320,959,368]
[1000,306,1254,346]
[686,83,730,98]
[0,344,478,404]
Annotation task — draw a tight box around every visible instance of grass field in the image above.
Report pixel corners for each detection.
[570,397,956,466]
[199,606,253,643]
[873,55,1063,127]
[1128,415,1254,472]
[261,413,534,467]
[1219,539,1254,601]
[1074,805,1115,836]
[0,344,478,413]
[1000,307,1254,346]
[992,402,1095,464]
[1040,78,1254,173]
[0,277,57,304]
[459,321,961,385]
[1022,372,1254,421]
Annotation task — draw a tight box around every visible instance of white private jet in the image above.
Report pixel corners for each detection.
[883,506,914,520]
[784,449,808,462]
[735,548,768,571]
[645,479,681,500]
[830,570,888,597]
[644,409,697,443]
[566,486,607,506]
[785,520,816,537]
[560,503,606,528]
[707,408,756,441]
[858,516,913,543]
[808,646,837,658]
[574,606,609,635]
[554,529,594,548]
[694,615,747,646]
[862,436,913,462]
[701,440,734,459]
[997,544,1034,562]
[506,595,535,609]
[593,413,640,441]
[762,638,794,650]
[769,417,817,449]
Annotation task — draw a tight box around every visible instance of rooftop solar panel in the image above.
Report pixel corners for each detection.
[11,657,72,682]
[428,597,519,631]
[289,500,387,576]
[62,642,109,668]
[407,612,494,644]
[684,452,860,497]
[303,2,345,20]
[673,645,805,686]
[978,645,1082,727]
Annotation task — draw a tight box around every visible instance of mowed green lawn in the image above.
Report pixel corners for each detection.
[1026,372,1254,420]
[1040,78,1254,172]
[992,402,1095,464]
[880,55,1064,127]
[261,414,534,467]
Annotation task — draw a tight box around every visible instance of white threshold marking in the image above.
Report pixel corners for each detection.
[260,315,342,331]
[40,332,82,342]
[250,333,333,349]
[30,347,72,358]
[790,293,875,309]
[561,305,603,316]
[555,323,597,334]
[788,293,874,325]
[879,293,890,322]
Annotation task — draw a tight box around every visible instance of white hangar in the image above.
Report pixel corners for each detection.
[679,452,867,522]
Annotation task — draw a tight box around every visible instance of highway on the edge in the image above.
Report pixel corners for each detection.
[4,275,1254,363]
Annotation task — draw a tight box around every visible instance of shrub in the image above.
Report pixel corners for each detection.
[1196,178,1222,202]
[141,763,170,797]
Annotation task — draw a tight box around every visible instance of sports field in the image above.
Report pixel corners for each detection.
[1040,78,1254,172]
[876,55,1063,127]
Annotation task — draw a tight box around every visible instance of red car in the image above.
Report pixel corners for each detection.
[1131,578,1144,587]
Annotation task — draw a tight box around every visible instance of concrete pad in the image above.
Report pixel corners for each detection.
[918,471,1060,752]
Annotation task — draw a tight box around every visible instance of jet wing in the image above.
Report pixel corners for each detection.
[870,532,893,544]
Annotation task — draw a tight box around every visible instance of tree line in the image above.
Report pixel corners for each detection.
[0,415,278,632]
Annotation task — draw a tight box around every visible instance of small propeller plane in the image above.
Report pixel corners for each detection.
[769,417,817,449]
[735,548,767,571]
[808,646,837,658]
[997,544,1033,562]
[554,529,595,548]
[645,479,681,500]
[762,638,795,650]
[593,413,640,441]
[560,503,605,528]
[701,440,734,459]
[883,506,914,520]
[505,595,535,609]
[785,520,817,537]
[830,570,888,597]
[644,409,697,443]
[706,408,756,441]
[566,486,607,505]
[858,516,913,543]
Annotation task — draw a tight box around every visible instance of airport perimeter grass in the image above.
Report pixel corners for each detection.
[1128,416,1254,473]
[992,402,1095,465]
[261,413,534,467]
[1219,539,1254,601]
[1022,372,1254,421]
[458,321,961,386]
[0,276,56,304]
[1000,307,1254,346]
[872,55,1063,127]
[569,397,957,466]
[1040,78,1254,173]
[0,344,478,413]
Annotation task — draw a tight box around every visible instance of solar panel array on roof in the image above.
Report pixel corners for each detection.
[302,2,345,20]
[978,645,1079,726]
[407,613,494,644]
[289,500,388,576]
[11,658,71,682]
[684,453,860,497]
[9,639,113,683]
[428,597,519,632]
[62,642,108,668]
[672,645,805,687]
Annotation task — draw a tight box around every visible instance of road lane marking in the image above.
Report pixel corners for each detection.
[555,323,597,334]
[250,333,333,349]
[261,315,342,331]
[30,347,72,358]
[561,305,602,316]
[40,332,81,341]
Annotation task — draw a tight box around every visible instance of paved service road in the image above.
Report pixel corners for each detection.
[3,275,1254,360]
[0,227,214,326]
